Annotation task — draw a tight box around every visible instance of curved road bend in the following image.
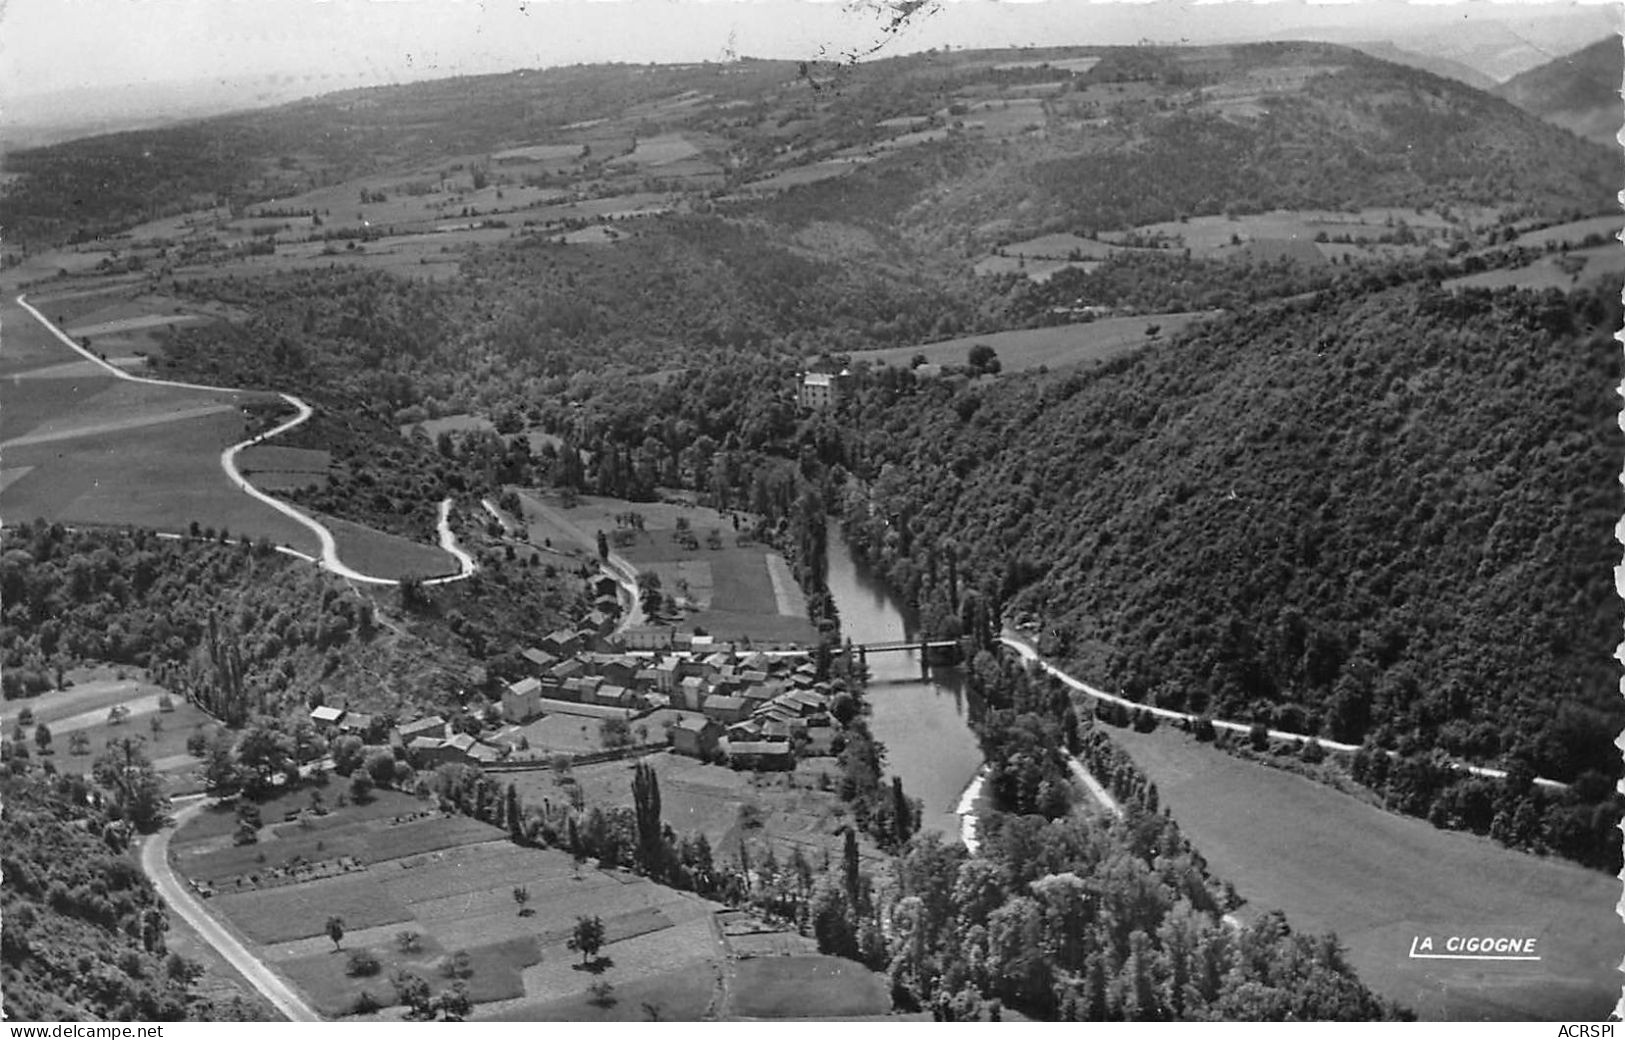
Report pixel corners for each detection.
[140,800,321,1022]
[14,293,475,588]
[999,630,1568,791]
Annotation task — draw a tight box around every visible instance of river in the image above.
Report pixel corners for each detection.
[823,524,986,841]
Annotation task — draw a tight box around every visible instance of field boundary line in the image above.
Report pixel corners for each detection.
[999,630,1569,791]
[140,800,322,1021]
[14,293,475,588]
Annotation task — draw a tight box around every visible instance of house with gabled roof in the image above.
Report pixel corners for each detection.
[521,647,558,673]
[678,674,709,712]
[397,716,447,743]
[309,705,345,731]
[728,739,794,771]
[504,677,545,723]
[702,695,747,724]
[541,629,582,656]
[670,716,723,759]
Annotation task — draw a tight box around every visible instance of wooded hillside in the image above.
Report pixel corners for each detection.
[840,282,1621,790]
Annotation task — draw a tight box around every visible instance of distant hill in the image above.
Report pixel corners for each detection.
[1346,41,1498,91]
[1494,36,1622,146]
[3,42,1617,252]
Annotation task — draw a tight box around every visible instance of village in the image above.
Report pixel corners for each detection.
[306,569,845,779]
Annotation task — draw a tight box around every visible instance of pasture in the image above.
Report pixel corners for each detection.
[1512,214,1621,250]
[212,873,416,944]
[0,297,113,376]
[1104,724,1619,1021]
[0,408,322,558]
[736,159,869,195]
[515,752,876,866]
[0,671,166,731]
[178,783,730,1018]
[727,956,890,1018]
[1444,244,1625,292]
[851,311,1213,374]
[236,444,332,492]
[512,491,815,642]
[318,513,457,581]
[996,232,1125,260]
[972,255,1098,282]
[1097,208,1459,258]
[52,700,218,780]
[482,964,716,1021]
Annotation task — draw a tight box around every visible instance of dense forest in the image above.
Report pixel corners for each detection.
[833,280,1621,866]
[883,659,1407,1020]
[1,772,261,1020]
[0,522,578,718]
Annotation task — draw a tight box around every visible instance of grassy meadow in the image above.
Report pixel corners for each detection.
[851,311,1214,374]
[1104,724,1619,1021]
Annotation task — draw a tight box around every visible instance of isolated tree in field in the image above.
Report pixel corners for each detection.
[326,916,345,951]
[568,915,605,965]
[513,885,532,916]
[107,705,130,726]
[596,530,609,560]
[588,980,616,1008]
[33,723,51,754]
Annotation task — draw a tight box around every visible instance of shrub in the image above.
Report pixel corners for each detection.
[396,931,422,954]
[439,950,473,979]
[346,948,382,977]
[1300,738,1327,764]
[1248,722,1271,752]
[1192,716,1216,742]
[365,750,398,787]
[351,990,382,1015]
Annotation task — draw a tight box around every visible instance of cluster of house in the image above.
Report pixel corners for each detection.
[500,640,845,770]
[307,704,508,768]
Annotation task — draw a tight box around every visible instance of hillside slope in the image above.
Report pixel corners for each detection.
[840,282,1621,791]
[1493,36,1622,146]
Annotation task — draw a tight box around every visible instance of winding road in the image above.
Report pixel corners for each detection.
[140,799,321,1022]
[998,630,1569,791]
[14,293,476,587]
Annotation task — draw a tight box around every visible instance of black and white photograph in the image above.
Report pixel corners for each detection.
[0,0,1620,1025]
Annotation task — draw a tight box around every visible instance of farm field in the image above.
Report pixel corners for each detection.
[513,751,881,867]
[1103,724,1618,1022]
[317,513,457,581]
[851,311,1214,374]
[514,491,816,644]
[481,963,716,1021]
[0,408,322,556]
[173,782,748,1019]
[0,670,166,730]
[237,444,332,491]
[727,955,890,1018]
[1444,244,1625,292]
[972,255,1098,282]
[52,700,220,785]
[735,159,868,195]
[1097,208,1463,257]
[1512,214,1622,249]
[400,413,496,440]
[995,232,1128,259]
